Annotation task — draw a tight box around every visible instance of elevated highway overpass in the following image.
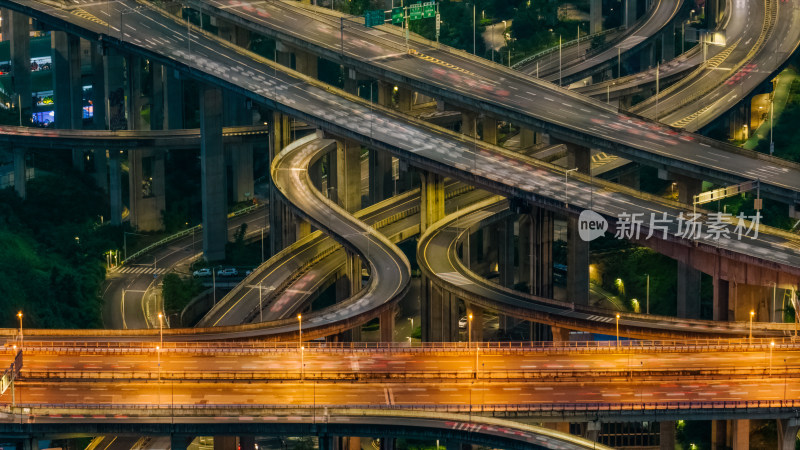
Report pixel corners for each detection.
[139,0,800,204]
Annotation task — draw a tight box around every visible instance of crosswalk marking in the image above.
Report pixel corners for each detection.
[117,266,167,275]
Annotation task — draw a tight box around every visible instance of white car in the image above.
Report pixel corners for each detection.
[217,268,239,277]
[192,268,212,277]
[458,316,468,329]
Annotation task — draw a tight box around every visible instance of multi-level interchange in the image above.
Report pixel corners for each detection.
[0,0,799,448]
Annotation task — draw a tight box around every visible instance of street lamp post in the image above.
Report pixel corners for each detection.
[156,345,161,381]
[646,274,650,315]
[750,310,755,345]
[300,345,305,381]
[158,312,163,349]
[615,314,620,347]
[468,313,473,348]
[16,312,22,352]
[298,313,303,348]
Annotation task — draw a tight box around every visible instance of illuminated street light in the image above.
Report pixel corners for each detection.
[750,310,755,345]
[16,312,22,352]
[297,314,303,348]
[616,314,620,347]
[769,341,775,376]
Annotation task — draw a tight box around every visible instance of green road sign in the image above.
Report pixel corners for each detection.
[391,7,404,24]
[422,1,435,18]
[409,3,422,21]
[364,10,384,28]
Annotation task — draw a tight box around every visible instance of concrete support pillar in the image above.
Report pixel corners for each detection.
[150,63,165,130]
[625,0,638,28]
[517,128,536,149]
[230,144,254,202]
[269,111,290,255]
[661,23,675,61]
[170,435,191,450]
[498,217,515,288]
[673,174,702,204]
[377,81,393,107]
[659,421,675,450]
[346,250,362,296]
[731,419,749,450]
[565,142,591,174]
[461,111,477,138]
[343,67,358,95]
[567,215,590,305]
[590,0,602,34]
[677,259,701,319]
[396,87,413,112]
[481,116,498,145]
[104,50,127,131]
[618,165,640,190]
[52,32,83,170]
[585,421,601,442]
[639,43,655,71]
[380,305,395,343]
[379,438,395,450]
[520,209,554,297]
[164,68,184,129]
[128,148,166,231]
[201,86,227,261]
[109,151,122,225]
[90,44,107,130]
[213,436,236,450]
[336,140,362,213]
[275,41,292,67]
[777,418,800,450]
[93,149,108,192]
[421,275,458,342]
[13,148,26,199]
[711,420,727,450]
[467,304,483,342]
[9,9,31,126]
[551,325,570,342]
[712,276,733,322]
[20,438,38,450]
[294,49,318,78]
[238,436,255,450]
[420,171,445,233]
[318,436,335,450]
[369,149,393,204]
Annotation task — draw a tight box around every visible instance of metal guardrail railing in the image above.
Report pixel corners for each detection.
[512,27,621,70]
[11,337,800,353]
[6,400,800,414]
[120,204,263,266]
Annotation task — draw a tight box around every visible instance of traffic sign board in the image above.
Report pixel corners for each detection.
[422,1,435,18]
[409,3,422,21]
[364,10,384,28]
[391,7,404,24]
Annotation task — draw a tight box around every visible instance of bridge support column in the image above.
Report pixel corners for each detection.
[567,215,590,305]
[396,87,413,112]
[498,217,515,288]
[164,68,184,128]
[369,149,393,204]
[333,140,362,213]
[518,128,536,149]
[467,304,483,342]
[318,436,336,450]
[201,86,227,261]
[377,81,393,107]
[93,149,108,193]
[19,438,38,450]
[128,148,166,231]
[238,436,255,450]
[380,305,395,342]
[590,0,602,34]
[659,421,675,450]
[711,420,727,450]
[225,92,254,203]
[217,17,251,48]
[624,0,638,28]
[639,43,655,71]
[461,111,477,138]
[421,276,459,341]
[9,9,31,126]
[269,111,291,255]
[13,148,26,199]
[585,421,601,442]
[661,23,675,61]
[213,436,236,450]
[565,143,591,174]
[420,171,445,233]
[677,258,701,319]
[109,151,123,225]
[52,31,83,169]
[551,325,570,342]
[731,419,750,450]
[777,418,800,450]
[294,49,318,78]
[481,116,498,145]
[379,437,395,450]
[275,41,292,67]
